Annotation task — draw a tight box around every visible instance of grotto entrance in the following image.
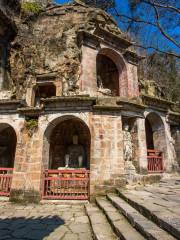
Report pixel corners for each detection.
[145,113,166,173]
[34,84,56,107]
[42,117,90,200]
[0,124,16,196]
[97,53,119,96]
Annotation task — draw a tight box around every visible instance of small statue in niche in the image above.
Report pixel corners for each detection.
[123,124,133,162]
[65,135,85,168]
[97,74,112,96]
[123,123,136,178]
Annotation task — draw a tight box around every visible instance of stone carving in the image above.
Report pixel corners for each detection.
[140,79,164,98]
[66,135,85,168]
[123,124,133,161]
[123,123,136,179]
[97,74,112,96]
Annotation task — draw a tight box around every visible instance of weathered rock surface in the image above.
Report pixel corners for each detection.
[7,1,126,99]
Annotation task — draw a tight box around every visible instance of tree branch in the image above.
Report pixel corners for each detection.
[142,0,180,14]
[134,43,180,58]
[113,6,180,49]
[152,3,180,48]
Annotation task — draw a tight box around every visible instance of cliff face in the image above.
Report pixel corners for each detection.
[0,0,20,92]
[8,2,124,99]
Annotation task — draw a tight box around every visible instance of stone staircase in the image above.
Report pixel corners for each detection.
[85,189,178,240]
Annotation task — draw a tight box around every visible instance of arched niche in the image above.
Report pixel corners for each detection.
[145,112,166,152]
[0,123,17,168]
[43,116,91,170]
[96,48,128,97]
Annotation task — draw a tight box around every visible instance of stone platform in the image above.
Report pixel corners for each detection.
[0,203,92,240]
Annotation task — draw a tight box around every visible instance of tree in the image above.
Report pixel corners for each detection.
[112,0,180,58]
[139,52,180,101]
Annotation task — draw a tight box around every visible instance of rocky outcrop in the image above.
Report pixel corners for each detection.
[7,1,128,99]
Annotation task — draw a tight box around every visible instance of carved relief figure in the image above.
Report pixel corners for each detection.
[123,124,133,161]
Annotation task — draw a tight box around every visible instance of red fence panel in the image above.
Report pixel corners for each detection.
[0,168,13,196]
[42,169,90,200]
[147,150,164,173]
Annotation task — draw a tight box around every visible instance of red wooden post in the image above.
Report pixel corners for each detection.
[0,168,14,196]
[147,150,164,173]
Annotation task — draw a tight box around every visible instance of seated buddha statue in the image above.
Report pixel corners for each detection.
[66,135,85,168]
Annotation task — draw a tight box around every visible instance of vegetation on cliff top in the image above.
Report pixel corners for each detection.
[21,2,43,14]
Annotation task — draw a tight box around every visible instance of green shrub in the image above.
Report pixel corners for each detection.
[25,118,38,131]
[22,2,43,14]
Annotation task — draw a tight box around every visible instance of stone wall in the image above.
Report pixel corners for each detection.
[0,111,126,201]
[0,107,178,202]
[90,112,125,194]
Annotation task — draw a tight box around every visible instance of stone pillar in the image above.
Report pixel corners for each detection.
[126,63,139,98]
[10,123,42,203]
[80,45,98,95]
[136,118,148,173]
[0,44,6,90]
[164,121,179,172]
[90,113,125,195]
[174,129,180,167]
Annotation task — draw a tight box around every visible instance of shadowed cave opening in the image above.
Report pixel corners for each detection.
[97,54,119,96]
[0,124,16,168]
[49,118,90,170]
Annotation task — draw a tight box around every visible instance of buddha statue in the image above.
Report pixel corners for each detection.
[65,135,85,168]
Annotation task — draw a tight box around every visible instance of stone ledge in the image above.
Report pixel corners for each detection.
[93,105,123,111]
[141,94,174,111]
[18,107,44,117]
[0,99,22,113]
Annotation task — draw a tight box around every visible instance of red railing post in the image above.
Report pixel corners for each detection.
[147,150,164,173]
[0,168,14,196]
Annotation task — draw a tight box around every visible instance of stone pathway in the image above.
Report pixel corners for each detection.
[0,202,93,240]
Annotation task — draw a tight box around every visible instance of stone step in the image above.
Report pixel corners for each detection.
[107,193,176,240]
[116,188,180,240]
[85,203,118,240]
[96,197,145,240]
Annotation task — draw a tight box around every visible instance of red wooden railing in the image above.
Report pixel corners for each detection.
[147,150,164,173]
[0,168,13,196]
[42,169,90,200]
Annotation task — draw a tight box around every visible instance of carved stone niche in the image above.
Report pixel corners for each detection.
[31,73,58,107]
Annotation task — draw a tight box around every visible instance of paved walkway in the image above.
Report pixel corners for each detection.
[0,177,180,240]
[0,202,93,240]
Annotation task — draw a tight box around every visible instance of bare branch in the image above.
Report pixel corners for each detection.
[142,0,180,14]
[114,12,157,27]
[134,43,180,58]
[152,3,180,48]
[113,5,180,49]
